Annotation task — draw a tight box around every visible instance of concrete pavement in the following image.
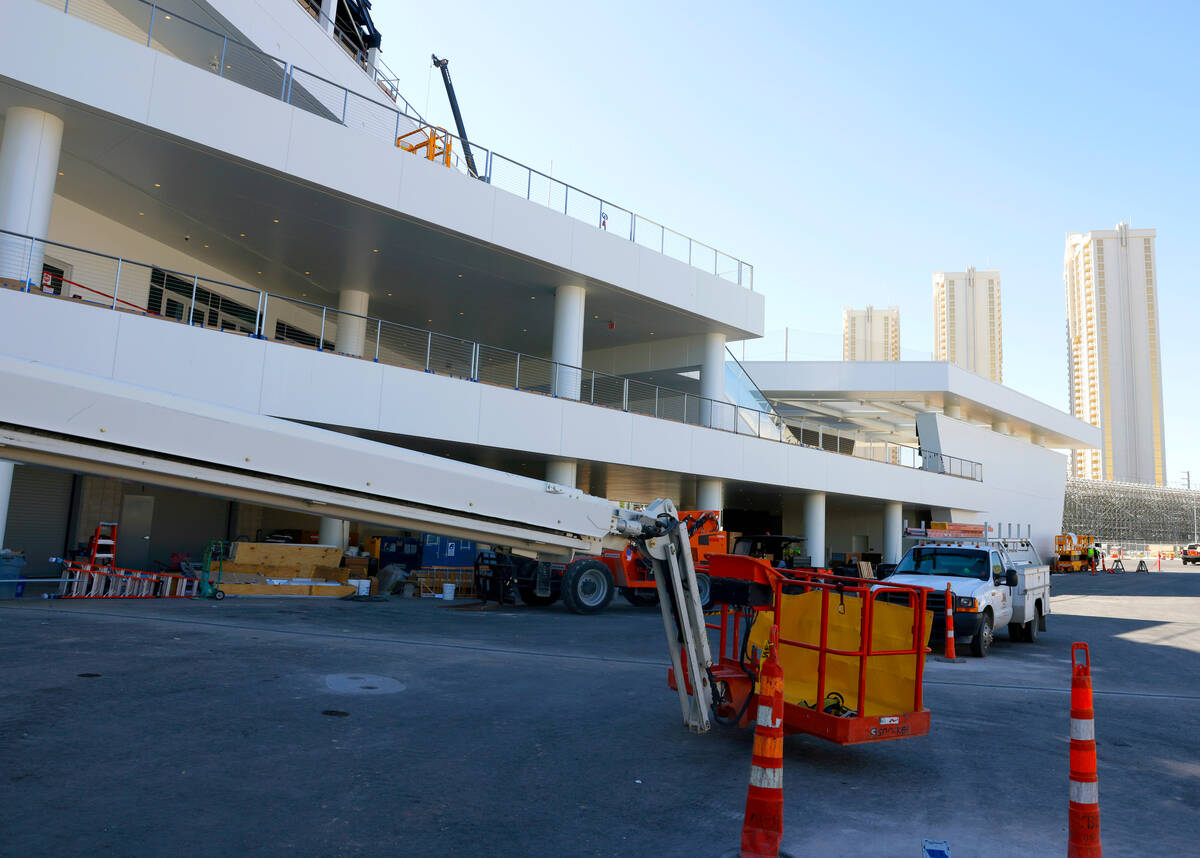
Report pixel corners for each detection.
[1,566,1197,856]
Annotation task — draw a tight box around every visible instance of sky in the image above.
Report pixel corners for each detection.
[370,0,1200,484]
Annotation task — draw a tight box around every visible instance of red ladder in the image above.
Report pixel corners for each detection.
[89,522,118,567]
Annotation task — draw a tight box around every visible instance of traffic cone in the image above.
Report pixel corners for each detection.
[1068,642,1101,858]
[936,584,964,663]
[740,625,784,858]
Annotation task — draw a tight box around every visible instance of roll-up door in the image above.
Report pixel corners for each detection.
[5,465,74,577]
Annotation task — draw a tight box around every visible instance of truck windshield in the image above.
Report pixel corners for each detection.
[894,548,990,581]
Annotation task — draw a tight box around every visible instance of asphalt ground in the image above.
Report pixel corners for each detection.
[1,562,1198,857]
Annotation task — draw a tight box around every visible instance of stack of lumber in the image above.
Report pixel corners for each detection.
[218,543,356,597]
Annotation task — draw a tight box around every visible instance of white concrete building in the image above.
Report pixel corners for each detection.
[1064,223,1165,486]
[0,0,1096,579]
[842,305,899,361]
[933,267,1003,383]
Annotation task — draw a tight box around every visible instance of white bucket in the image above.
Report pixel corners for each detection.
[442,583,456,602]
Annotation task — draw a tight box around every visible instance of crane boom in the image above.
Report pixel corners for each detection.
[431,54,480,179]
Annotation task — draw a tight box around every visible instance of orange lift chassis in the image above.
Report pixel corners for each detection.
[670,554,933,745]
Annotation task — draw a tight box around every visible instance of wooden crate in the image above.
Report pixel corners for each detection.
[228,543,343,576]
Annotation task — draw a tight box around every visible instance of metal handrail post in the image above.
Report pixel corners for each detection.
[470,341,478,378]
[683,392,688,424]
[376,320,382,362]
[590,370,596,404]
[563,185,569,215]
[688,239,693,265]
[189,275,199,325]
[425,331,432,371]
[738,261,742,286]
[654,387,659,418]
[22,238,35,291]
[146,3,156,47]
[341,89,349,124]
[318,307,326,350]
[515,353,521,388]
[552,361,559,397]
[393,110,400,145]
[111,259,122,309]
[526,170,531,200]
[622,378,629,411]
[259,294,269,338]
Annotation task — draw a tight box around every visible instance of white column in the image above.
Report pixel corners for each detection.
[319,0,336,34]
[367,46,380,76]
[0,461,14,550]
[337,289,370,358]
[318,516,345,550]
[696,478,723,517]
[546,459,576,488]
[700,331,727,428]
[883,501,903,564]
[804,492,826,567]
[991,419,1010,435]
[551,284,586,400]
[943,403,963,419]
[547,284,585,488]
[0,107,63,287]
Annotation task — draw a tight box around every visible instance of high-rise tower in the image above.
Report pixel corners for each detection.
[1064,223,1165,485]
[842,305,900,361]
[933,267,1002,382]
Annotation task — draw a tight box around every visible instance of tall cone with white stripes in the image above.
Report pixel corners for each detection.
[740,625,784,858]
[1068,642,1101,858]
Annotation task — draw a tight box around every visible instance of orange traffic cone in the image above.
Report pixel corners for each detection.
[1068,643,1101,858]
[936,584,964,663]
[740,625,784,858]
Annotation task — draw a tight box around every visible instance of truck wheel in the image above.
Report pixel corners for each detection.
[518,587,557,607]
[694,572,712,609]
[621,587,659,607]
[971,610,994,658]
[1008,621,1025,642]
[1025,605,1041,643]
[561,559,615,614]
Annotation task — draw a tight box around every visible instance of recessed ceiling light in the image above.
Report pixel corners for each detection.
[57,171,63,176]
[593,314,598,319]
[301,292,307,297]
[304,271,310,275]
[163,14,171,19]
[239,233,246,237]
[257,271,263,275]
[203,243,209,248]
[153,183,161,188]
[386,291,392,296]
[138,211,144,216]
[522,328,528,332]
[458,311,464,316]
[457,273,463,278]
[273,218,279,223]
[529,296,536,300]
[650,331,655,335]
[426,319,432,323]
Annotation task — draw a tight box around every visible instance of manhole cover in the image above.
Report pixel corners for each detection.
[324,674,406,695]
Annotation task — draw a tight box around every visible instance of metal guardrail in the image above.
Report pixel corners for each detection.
[37,0,754,289]
[0,229,983,482]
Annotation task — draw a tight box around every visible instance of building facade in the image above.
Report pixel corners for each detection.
[1064,223,1165,485]
[932,267,1002,382]
[842,305,900,361]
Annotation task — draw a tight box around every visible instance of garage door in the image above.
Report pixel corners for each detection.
[6,465,74,578]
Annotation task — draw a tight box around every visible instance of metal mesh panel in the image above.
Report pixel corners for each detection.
[633,216,664,253]
[656,388,686,423]
[515,354,554,395]
[589,372,625,410]
[488,154,532,200]
[67,0,152,45]
[565,188,602,229]
[626,380,657,418]
[1063,478,1200,544]
[662,230,691,265]
[220,40,286,100]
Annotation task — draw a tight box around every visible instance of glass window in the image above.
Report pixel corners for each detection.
[991,552,1003,579]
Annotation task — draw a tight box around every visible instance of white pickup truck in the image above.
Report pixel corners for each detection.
[883,538,1051,657]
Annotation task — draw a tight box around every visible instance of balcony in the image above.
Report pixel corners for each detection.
[0,228,982,482]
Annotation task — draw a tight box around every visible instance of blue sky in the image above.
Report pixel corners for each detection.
[372,0,1199,484]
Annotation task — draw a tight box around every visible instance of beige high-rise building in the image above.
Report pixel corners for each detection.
[933,267,1002,382]
[1064,223,1165,485]
[842,305,900,361]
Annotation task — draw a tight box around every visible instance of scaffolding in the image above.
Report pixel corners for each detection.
[1063,478,1200,546]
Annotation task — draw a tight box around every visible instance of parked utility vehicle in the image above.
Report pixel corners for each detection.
[883,537,1050,657]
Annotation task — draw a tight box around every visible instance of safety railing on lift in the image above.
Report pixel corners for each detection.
[0,228,983,482]
[36,0,754,290]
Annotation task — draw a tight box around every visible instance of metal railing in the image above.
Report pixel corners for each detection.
[0,228,981,482]
[38,0,753,289]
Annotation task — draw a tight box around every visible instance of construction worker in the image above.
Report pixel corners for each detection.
[1088,543,1097,574]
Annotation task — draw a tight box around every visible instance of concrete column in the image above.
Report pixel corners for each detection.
[320,0,336,34]
[367,46,381,76]
[0,461,13,550]
[696,478,723,517]
[337,289,370,358]
[804,492,826,567]
[318,516,346,550]
[699,331,727,428]
[551,284,586,400]
[546,458,576,488]
[0,107,64,288]
[943,403,963,419]
[883,501,903,564]
[991,419,1010,435]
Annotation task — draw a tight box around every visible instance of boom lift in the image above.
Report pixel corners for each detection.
[431,54,480,179]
